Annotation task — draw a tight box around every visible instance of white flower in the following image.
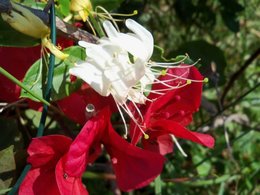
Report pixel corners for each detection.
[69,19,153,105]
[69,19,205,138]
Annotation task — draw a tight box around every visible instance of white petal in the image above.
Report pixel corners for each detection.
[125,19,154,60]
[69,62,110,96]
[139,67,155,89]
[128,89,146,104]
[102,20,153,61]
[112,33,149,61]
[103,20,118,38]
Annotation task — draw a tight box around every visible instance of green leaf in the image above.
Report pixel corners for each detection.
[0,188,11,195]
[57,0,70,16]
[92,0,124,11]
[169,40,227,86]
[154,175,162,195]
[25,109,58,130]
[0,145,16,189]
[221,11,240,33]
[219,0,243,33]
[0,118,23,151]
[152,45,191,63]
[193,154,212,176]
[21,46,85,102]
[0,17,40,47]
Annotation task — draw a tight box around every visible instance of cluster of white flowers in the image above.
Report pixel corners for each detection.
[69,19,155,106]
[69,19,203,138]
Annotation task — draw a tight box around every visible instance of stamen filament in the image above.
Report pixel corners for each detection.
[131,101,144,122]
[170,134,188,157]
[116,103,128,139]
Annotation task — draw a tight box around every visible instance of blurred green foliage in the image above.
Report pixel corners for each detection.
[136,0,260,194]
[0,0,259,194]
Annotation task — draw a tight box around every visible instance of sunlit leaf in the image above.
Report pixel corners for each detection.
[21,46,84,101]
[0,145,16,189]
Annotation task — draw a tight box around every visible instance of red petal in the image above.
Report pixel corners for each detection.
[142,134,174,155]
[55,157,89,195]
[64,108,109,177]
[0,46,41,102]
[130,66,204,145]
[58,87,116,125]
[150,120,215,148]
[56,108,111,194]
[57,92,88,125]
[27,135,72,168]
[103,122,165,191]
[19,168,60,195]
[146,67,203,123]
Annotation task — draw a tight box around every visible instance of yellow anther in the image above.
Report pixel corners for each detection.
[144,134,149,139]
[133,10,138,15]
[203,77,209,83]
[161,69,167,76]
[186,80,192,84]
[42,37,69,60]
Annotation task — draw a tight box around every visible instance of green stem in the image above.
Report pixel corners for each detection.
[88,12,105,37]
[155,175,162,195]
[0,66,50,106]
[8,2,57,195]
[183,174,240,186]
[36,2,56,137]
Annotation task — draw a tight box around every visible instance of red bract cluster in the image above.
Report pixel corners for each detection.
[130,66,214,155]
[18,64,214,194]
[19,108,165,194]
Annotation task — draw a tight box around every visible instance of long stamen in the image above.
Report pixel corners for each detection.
[96,6,138,17]
[152,57,200,68]
[170,134,188,157]
[151,72,188,84]
[148,54,189,67]
[152,68,207,83]
[131,101,144,122]
[116,103,128,139]
[120,103,149,139]
[95,6,120,31]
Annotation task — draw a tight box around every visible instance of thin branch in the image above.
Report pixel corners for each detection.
[221,47,260,104]
[196,82,260,130]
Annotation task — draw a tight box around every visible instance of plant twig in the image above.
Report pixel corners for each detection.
[221,47,260,104]
[196,82,260,130]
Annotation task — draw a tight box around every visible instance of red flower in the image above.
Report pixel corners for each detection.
[19,135,73,195]
[102,116,165,191]
[130,66,215,155]
[58,107,165,192]
[20,107,165,194]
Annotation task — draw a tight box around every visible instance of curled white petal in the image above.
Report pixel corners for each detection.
[102,19,154,62]
[125,19,154,60]
[72,19,156,105]
[69,62,110,96]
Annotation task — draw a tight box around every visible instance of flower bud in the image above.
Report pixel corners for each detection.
[70,0,93,22]
[1,2,49,39]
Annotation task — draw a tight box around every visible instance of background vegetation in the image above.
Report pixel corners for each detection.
[0,0,259,194]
